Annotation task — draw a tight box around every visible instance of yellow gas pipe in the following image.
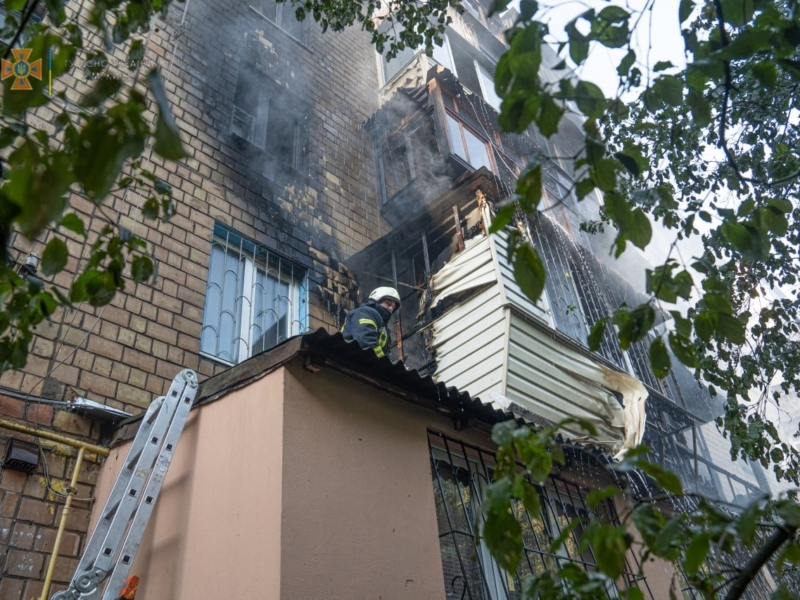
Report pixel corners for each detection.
[0,418,110,600]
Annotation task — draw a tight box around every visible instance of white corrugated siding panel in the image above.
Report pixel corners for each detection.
[506,312,626,447]
[432,284,507,400]
[490,230,551,324]
[431,236,496,307]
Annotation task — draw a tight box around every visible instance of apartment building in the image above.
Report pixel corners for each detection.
[0,0,781,597]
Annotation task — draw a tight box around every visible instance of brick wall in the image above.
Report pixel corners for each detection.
[1,0,388,413]
[1,0,390,593]
[0,394,101,599]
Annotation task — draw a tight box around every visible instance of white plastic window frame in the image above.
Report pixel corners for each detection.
[475,60,502,112]
[444,110,495,173]
[201,237,308,366]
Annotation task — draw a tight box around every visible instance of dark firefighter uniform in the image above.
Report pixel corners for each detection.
[341,299,392,358]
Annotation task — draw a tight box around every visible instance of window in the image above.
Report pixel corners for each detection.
[250,0,305,42]
[428,432,653,600]
[446,113,493,172]
[200,224,308,364]
[231,69,308,174]
[376,119,439,205]
[476,62,502,112]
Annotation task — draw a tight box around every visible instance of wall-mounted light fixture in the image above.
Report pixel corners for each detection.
[2,438,40,474]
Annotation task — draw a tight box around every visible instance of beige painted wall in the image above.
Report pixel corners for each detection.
[92,368,285,599]
[91,361,448,599]
[280,363,448,599]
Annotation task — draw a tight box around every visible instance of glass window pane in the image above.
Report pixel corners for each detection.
[477,63,502,112]
[446,115,467,162]
[463,127,491,171]
[259,0,278,22]
[203,227,307,363]
[431,38,455,74]
[382,43,419,83]
[279,3,305,41]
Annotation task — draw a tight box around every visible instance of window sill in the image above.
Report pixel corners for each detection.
[247,5,313,53]
[229,132,310,184]
[199,351,236,368]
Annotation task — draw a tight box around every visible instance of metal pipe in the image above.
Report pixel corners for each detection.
[391,252,404,362]
[0,418,110,456]
[41,446,85,600]
[0,419,109,600]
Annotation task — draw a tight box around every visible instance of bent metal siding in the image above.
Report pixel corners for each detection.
[429,207,644,456]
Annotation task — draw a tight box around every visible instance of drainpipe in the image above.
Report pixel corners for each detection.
[0,418,110,600]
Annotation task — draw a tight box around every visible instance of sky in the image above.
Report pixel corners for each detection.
[534,0,686,98]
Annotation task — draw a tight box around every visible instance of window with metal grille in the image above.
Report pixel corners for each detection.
[200,224,308,364]
[428,432,653,600]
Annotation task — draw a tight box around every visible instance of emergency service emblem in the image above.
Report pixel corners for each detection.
[2,48,42,91]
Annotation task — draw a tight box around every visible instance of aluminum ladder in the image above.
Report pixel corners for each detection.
[52,369,199,600]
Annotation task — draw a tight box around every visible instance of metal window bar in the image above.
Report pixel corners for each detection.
[200,224,308,364]
[428,431,654,600]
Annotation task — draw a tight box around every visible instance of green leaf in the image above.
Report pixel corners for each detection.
[592,6,629,49]
[649,337,671,378]
[142,197,160,220]
[131,256,154,282]
[588,318,607,352]
[617,50,636,77]
[566,19,589,64]
[576,177,595,200]
[719,0,754,26]
[80,77,123,108]
[687,90,712,127]
[778,59,800,81]
[715,29,772,61]
[653,61,673,72]
[615,303,656,350]
[766,197,792,213]
[776,541,800,576]
[703,293,733,315]
[586,485,619,509]
[482,480,523,573]
[148,69,186,160]
[736,502,761,546]
[669,332,698,368]
[638,461,684,496]
[128,39,145,71]
[721,221,769,261]
[60,214,86,237]
[653,75,683,107]
[517,162,542,212]
[513,242,546,303]
[592,158,617,191]
[679,0,694,23]
[629,209,652,249]
[490,204,516,233]
[574,80,605,119]
[41,238,69,277]
[683,532,711,575]
[592,523,630,579]
[536,95,563,137]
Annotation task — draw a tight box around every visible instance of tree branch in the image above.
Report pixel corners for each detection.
[722,524,798,600]
[2,0,41,60]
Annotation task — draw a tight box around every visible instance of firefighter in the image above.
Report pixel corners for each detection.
[341,287,401,358]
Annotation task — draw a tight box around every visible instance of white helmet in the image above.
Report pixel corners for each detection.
[369,286,401,307]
